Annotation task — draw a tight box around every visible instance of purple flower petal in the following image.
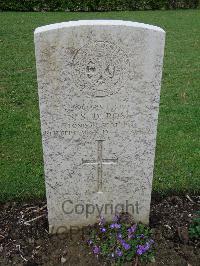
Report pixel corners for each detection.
[145,242,150,250]
[136,248,144,255]
[113,214,119,222]
[136,240,153,256]
[128,224,137,234]
[115,223,121,229]
[128,233,133,239]
[149,239,154,244]
[87,240,93,245]
[110,223,115,229]
[110,223,121,229]
[100,227,106,233]
[137,234,144,239]
[123,243,131,250]
[117,233,122,239]
[93,245,100,254]
[128,228,132,234]
[115,248,123,257]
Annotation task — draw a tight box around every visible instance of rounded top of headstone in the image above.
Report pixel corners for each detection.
[34,20,165,35]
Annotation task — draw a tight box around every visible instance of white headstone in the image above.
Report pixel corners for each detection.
[34,20,165,233]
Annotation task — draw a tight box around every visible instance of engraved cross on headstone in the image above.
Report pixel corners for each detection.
[82,140,118,192]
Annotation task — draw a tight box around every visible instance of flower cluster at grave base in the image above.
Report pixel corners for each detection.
[86,214,155,264]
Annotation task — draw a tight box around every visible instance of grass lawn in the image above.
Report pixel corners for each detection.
[0,10,199,202]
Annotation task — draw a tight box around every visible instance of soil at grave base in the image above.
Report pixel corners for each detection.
[0,195,200,266]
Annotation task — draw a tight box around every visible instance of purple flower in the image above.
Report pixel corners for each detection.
[123,243,131,250]
[145,242,151,249]
[137,234,144,239]
[110,223,121,229]
[127,224,137,235]
[113,214,119,222]
[87,240,93,245]
[117,233,122,239]
[120,239,125,244]
[149,239,154,244]
[128,233,134,239]
[136,245,145,255]
[100,227,106,233]
[136,240,154,255]
[115,223,121,229]
[93,245,100,255]
[115,248,123,257]
[120,239,131,250]
[110,223,115,229]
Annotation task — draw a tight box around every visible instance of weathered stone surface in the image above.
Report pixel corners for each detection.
[34,20,165,233]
